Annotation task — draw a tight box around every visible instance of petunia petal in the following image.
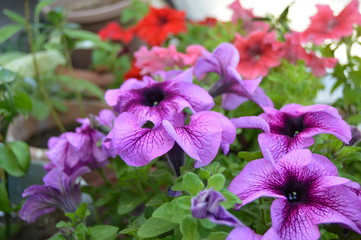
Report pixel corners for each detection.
[231,116,270,133]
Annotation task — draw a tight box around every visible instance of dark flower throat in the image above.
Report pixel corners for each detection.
[142,85,166,106]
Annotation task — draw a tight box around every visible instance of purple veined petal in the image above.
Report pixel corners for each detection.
[277,149,313,168]
[270,198,321,240]
[211,112,236,155]
[169,67,194,83]
[310,185,361,235]
[213,43,239,68]
[262,228,282,240]
[311,153,338,176]
[194,54,221,79]
[66,132,88,153]
[292,104,342,119]
[120,78,148,91]
[97,109,116,127]
[228,158,284,206]
[249,87,274,108]
[258,133,315,160]
[226,67,251,96]
[162,111,223,168]
[221,93,249,110]
[172,81,215,112]
[46,135,81,169]
[20,195,57,223]
[242,77,263,94]
[227,226,262,240]
[300,111,351,144]
[317,176,350,188]
[231,116,270,133]
[278,103,303,114]
[104,88,126,108]
[104,112,175,166]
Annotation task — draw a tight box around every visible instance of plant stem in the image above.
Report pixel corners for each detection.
[4,172,11,240]
[259,198,267,225]
[24,0,66,133]
[97,168,111,186]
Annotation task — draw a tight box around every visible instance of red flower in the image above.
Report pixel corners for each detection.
[302,0,361,44]
[134,7,187,46]
[124,60,143,80]
[234,30,284,79]
[197,17,218,27]
[228,0,269,33]
[98,21,134,44]
[303,52,337,77]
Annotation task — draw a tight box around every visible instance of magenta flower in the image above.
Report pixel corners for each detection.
[102,111,235,168]
[46,109,114,173]
[232,104,351,159]
[194,42,273,110]
[20,167,89,223]
[229,149,361,240]
[105,70,214,126]
[227,226,262,240]
[191,189,243,227]
[301,0,361,44]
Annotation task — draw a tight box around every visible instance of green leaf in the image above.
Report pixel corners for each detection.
[204,232,228,240]
[0,180,12,212]
[7,141,30,173]
[35,0,55,24]
[137,217,176,238]
[220,189,242,209]
[153,199,190,223]
[180,216,199,240]
[237,151,263,162]
[0,67,16,84]
[89,225,119,240]
[57,75,104,100]
[3,50,66,77]
[64,29,115,52]
[31,98,50,120]
[3,9,26,25]
[207,174,225,191]
[55,221,70,228]
[75,202,89,220]
[13,91,32,116]
[117,191,146,215]
[176,196,191,210]
[0,143,26,177]
[182,172,204,196]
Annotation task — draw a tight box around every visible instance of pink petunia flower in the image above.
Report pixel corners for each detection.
[232,103,351,160]
[302,51,337,77]
[228,0,269,33]
[301,0,361,44]
[234,30,284,79]
[229,149,361,240]
[134,45,207,75]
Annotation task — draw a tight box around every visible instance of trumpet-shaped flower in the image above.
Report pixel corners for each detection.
[104,71,214,126]
[134,7,187,46]
[102,111,235,168]
[98,21,134,44]
[46,109,114,173]
[234,30,284,79]
[20,167,89,223]
[229,149,361,240]
[191,189,243,227]
[194,42,273,109]
[302,0,361,44]
[232,104,351,159]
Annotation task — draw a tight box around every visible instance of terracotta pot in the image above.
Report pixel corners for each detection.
[7,100,109,162]
[43,0,133,32]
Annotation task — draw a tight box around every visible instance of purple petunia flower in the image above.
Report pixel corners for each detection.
[191,189,243,227]
[102,111,235,168]
[46,109,115,173]
[232,103,351,160]
[193,42,273,110]
[227,226,263,240]
[20,166,89,223]
[229,149,361,240]
[104,69,214,126]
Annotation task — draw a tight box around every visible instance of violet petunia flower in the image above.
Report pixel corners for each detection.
[191,189,243,227]
[194,43,273,110]
[20,166,89,223]
[46,109,115,173]
[102,111,235,168]
[229,149,361,240]
[227,226,263,240]
[104,69,214,126]
[232,103,351,160]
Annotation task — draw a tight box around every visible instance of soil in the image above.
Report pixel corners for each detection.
[26,123,79,148]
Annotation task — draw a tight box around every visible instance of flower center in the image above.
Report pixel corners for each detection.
[142,85,166,107]
[248,45,262,60]
[158,16,168,26]
[327,19,338,32]
[282,114,305,137]
[283,180,307,203]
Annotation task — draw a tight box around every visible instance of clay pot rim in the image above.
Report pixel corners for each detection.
[43,0,132,24]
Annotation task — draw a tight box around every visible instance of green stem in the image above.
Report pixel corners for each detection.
[24,0,66,133]
[259,198,267,225]
[97,168,111,186]
[4,172,11,240]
